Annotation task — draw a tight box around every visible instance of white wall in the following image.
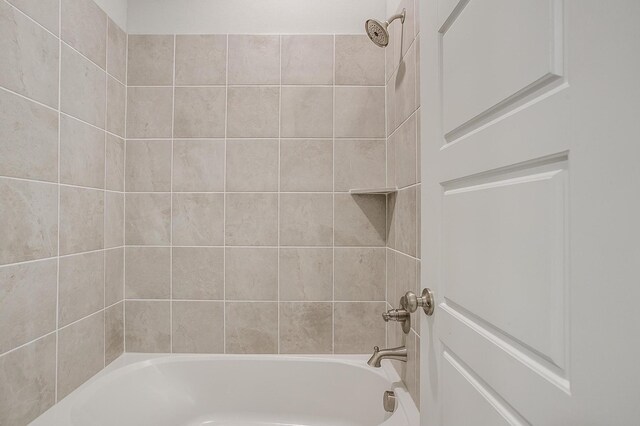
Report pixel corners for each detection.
[127,0,386,34]
[94,0,128,29]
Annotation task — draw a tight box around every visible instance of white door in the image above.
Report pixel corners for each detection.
[419,0,640,424]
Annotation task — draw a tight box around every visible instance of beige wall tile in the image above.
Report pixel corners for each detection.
[394,114,418,188]
[61,0,107,69]
[172,193,224,246]
[335,248,386,301]
[225,248,277,301]
[386,192,397,249]
[106,76,126,137]
[227,87,279,138]
[7,0,59,34]
[57,312,104,398]
[334,194,386,246]
[0,259,56,354]
[107,18,126,83]
[281,35,333,85]
[125,247,170,299]
[125,301,171,353]
[0,1,59,108]
[58,251,104,327]
[60,44,106,128]
[127,35,174,86]
[405,330,418,404]
[279,248,333,301]
[280,193,333,246]
[335,35,385,86]
[226,139,279,192]
[280,303,332,354]
[386,249,396,306]
[0,178,57,264]
[385,18,402,83]
[175,35,227,85]
[225,193,278,246]
[388,44,417,133]
[0,89,58,182]
[125,140,172,192]
[334,302,386,353]
[60,114,105,189]
[335,139,386,191]
[105,302,124,365]
[126,87,173,138]
[106,134,124,192]
[225,302,277,354]
[173,139,225,192]
[105,192,124,248]
[0,334,56,425]
[174,87,226,138]
[105,247,124,306]
[59,186,103,255]
[125,193,171,245]
[172,301,224,353]
[335,87,385,138]
[280,139,332,192]
[228,35,279,85]
[172,247,224,300]
[395,186,417,257]
[281,87,333,138]
[395,252,418,333]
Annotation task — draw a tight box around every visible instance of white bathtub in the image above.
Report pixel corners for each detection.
[32,353,419,426]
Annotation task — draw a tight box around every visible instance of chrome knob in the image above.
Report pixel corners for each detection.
[402,288,435,316]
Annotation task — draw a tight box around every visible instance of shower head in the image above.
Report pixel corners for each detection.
[365,9,406,48]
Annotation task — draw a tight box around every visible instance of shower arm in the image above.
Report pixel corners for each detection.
[386,10,406,26]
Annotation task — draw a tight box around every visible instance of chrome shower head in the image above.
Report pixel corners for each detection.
[365,9,406,48]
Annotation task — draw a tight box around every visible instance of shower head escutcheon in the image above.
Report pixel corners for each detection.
[365,9,406,48]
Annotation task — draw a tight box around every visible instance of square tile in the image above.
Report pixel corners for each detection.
[58,251,104,326]
[335,87,385,138]
[59,186,103,255]
[227,87,279,138]
[335,139,386,191]
[393,114,418,188]
[106,134,124,191]
[395,186,417,257]
[105,302,124,365]
[281,87,333,138]
[0,178,57,264]
[334,302,386,353]
[60,44,106,128]
[279,193,333,246]
[281,35,333,85]
[127,35,174,86]
[0,259,56,354]
[334,248,386,301]
[125,301,171,353]
[126,87,173,138]
[335,35,385,85]
[125,140,172,192]
[174,87,226,138]
[7,0,59,34]
[106,76,126,137]
[0,1,59,108]
[225,248,278,300]
[105,192,124,248]
[125,193,171,245]
[173,139,225,192]
[225,302,277,354]
[279,248,333,301]
[125,247,170,299]
[60,114,105,189]
[175,35,227,85]
[225,193,278,246]
[280,303,332,354]
[61,0,107,69]
[228,35,280,84]
[172,193,224,246]
[280,139,333,192]
[334,194,386,246]
[226,139,279,192]
[172,301,224,353]
[0,89,58,182]
[107,18,126,83]
[105,247,124,306]
[172,247,224,300]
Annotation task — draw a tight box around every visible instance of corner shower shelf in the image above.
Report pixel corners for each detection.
[349,187,398,195]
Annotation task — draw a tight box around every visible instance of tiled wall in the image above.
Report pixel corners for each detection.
[123,34,392,356]
[385,0,422,408]
[0,0,126,423]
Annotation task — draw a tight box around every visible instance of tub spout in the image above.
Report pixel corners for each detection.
[367,345,407,368]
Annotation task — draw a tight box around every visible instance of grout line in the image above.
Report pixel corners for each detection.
[332,34,336,355]
[169,35,176,354]
[103,13,109,370]
[54,0,61,401]
[222,33,229,354]
[277,34,282,355]
[123,30,129,355]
